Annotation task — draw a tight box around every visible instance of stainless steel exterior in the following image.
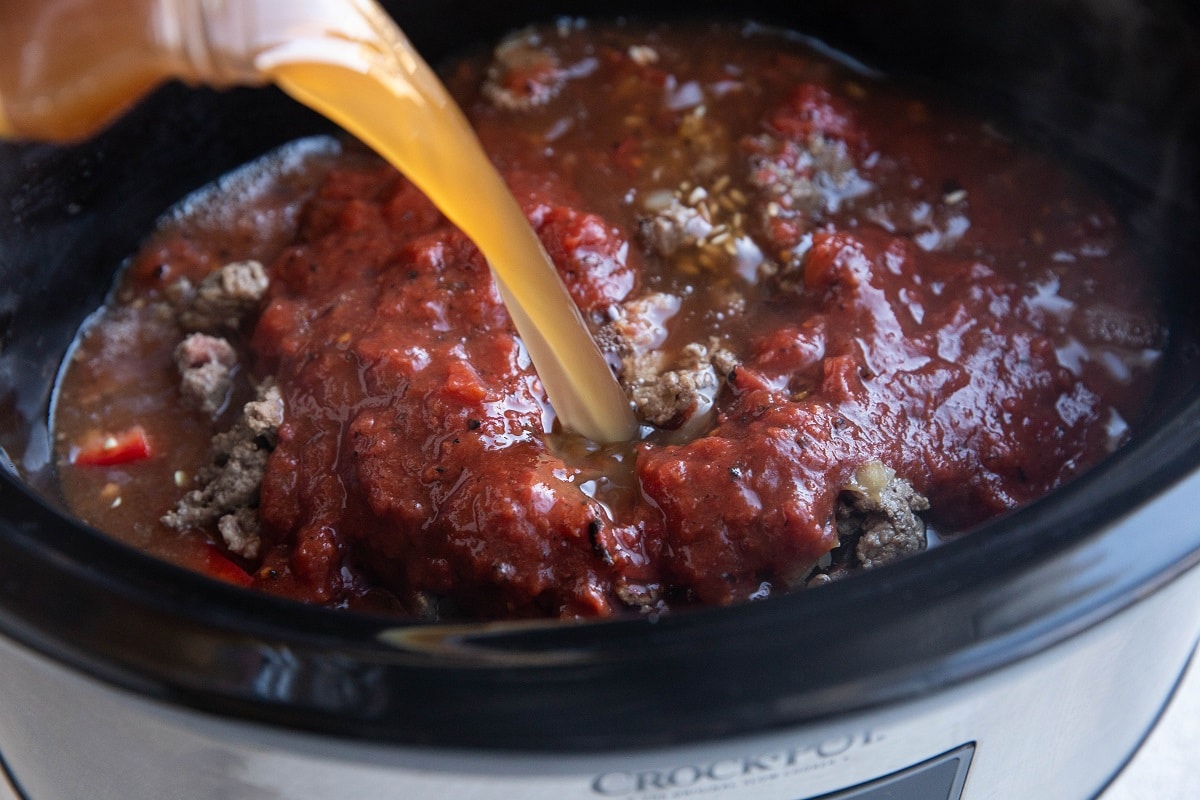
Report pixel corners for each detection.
[2,519,1197,800]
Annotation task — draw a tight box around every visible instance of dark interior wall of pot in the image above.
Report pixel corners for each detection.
[1,0,1199,488]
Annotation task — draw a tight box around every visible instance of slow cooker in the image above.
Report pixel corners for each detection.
[2,1,1199,798]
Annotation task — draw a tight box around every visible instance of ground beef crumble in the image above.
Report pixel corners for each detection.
[598,292,740,430]
[162,379,283,559]
[171,259,269,333]
[482,28,568,111]
[159,255,278,558]
[837,461,930,569]
[173,333,237,415]
[623,339,738,429]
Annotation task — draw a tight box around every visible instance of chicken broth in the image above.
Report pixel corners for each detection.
[54,21,1164,619]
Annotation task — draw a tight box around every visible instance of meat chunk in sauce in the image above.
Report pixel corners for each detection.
[163,379,283,560]
[172,259,269,333]
[53,22,1164,620]
[174,333,237,415]
[839,461,930,570]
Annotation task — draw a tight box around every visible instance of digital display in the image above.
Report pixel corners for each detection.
[804,744,974,800]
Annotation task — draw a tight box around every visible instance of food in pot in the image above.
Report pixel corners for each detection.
[52,21,1165,619]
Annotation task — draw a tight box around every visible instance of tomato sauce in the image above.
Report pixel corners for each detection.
[54,22,1164,619]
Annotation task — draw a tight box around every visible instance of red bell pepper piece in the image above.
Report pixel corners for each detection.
[72,425,153,466]
[203,545,255,588]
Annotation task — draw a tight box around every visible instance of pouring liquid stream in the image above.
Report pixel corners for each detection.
[260,13,637,443]
[0,0,638,443]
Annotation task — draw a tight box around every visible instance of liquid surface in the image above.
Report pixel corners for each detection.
[54,22,1165,619]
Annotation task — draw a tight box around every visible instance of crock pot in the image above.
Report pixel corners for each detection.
[2,1,1199,798]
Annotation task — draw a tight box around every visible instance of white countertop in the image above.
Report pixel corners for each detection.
[1100,648,1200,799]
[3,654,1197,799]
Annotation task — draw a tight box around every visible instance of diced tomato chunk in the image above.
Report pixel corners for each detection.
[203,545,255,588]
[72,425,153,466]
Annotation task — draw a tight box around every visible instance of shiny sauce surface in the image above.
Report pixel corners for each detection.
[54,22,1164,619]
